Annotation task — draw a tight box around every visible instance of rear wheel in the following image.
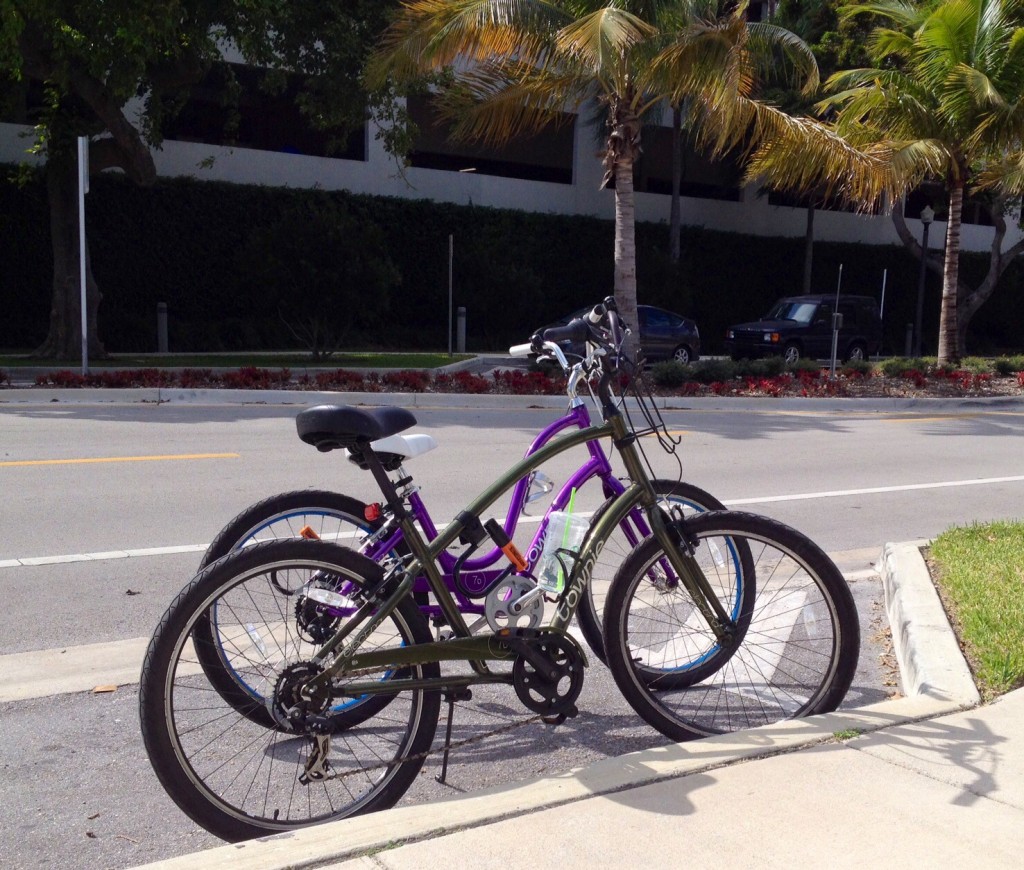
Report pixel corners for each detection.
[140,540,440,842]
[201,490,378,567]
[603,511,860,742]
[195,491,395,727]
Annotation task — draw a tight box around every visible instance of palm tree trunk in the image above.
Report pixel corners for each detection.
[936,184,962,364]
[614,155,639,355]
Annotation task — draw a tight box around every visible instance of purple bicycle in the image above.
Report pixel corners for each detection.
[194,341,724,723]
[199,339,724,663]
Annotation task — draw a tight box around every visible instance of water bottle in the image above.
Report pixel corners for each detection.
[536,509,589,595]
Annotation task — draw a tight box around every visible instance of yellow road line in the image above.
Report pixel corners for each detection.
[0,453,240,468]
[880,415,979,423]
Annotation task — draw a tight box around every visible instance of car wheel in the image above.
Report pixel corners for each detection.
[671,345,691,365]
[845,342,868,363]
[783,342,801,365]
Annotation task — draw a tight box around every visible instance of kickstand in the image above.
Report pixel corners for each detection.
[436,688,472,785]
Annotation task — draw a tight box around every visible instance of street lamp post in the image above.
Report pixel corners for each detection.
[913,204,934,358]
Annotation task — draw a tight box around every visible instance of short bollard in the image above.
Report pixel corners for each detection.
[158,302,169,353]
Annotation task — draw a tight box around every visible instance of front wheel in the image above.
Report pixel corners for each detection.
[783,342,802,365]
[575,480,727,666]
[603,511,860,742]
[140,540,440,842]
[845,341,868,363]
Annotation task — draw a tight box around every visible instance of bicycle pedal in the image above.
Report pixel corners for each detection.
[540,705,577,726]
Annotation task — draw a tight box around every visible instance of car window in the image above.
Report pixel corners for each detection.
[766,301,818,323]
[645,308,674,328]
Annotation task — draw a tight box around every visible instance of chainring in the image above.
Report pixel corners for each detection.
[512,632,585,716]
[484,576,545,631]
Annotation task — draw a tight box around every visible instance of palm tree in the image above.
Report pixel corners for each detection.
[368,1,818,346]
[747,0,1024,362]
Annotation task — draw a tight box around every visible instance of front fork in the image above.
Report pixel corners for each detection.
[554,415,734,643]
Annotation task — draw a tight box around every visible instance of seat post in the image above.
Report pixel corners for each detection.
[353,442,410,520]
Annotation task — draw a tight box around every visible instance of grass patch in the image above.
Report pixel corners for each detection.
[929,520,1024,700]
[833,729,863,741]
[0,352,472,369]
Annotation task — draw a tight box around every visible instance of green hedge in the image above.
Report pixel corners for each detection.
[2,166,1022,354]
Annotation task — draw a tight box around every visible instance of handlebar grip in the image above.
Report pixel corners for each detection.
[509,343,534,357]
[542,317,590,344]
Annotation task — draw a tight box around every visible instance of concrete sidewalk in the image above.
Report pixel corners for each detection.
[134,541,1019,870]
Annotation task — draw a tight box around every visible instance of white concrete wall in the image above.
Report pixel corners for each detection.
[1,118,1011,255]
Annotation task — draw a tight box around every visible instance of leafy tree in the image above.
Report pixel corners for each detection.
[746,0,1024,361]
[769,0,875,293]
[0,1,400,359]
[368,0,818,350]
[236,199,399,359]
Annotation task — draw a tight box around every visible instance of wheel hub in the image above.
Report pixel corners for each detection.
[271,661,331,732]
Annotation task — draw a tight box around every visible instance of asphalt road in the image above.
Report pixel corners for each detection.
[1,395,1022,869]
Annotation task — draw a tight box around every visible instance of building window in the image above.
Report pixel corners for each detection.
[766,188,856,212]
[405,94,574,184]
[633,124,743,201]
[163,63,365,160]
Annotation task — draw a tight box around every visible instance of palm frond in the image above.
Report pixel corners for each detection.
[740,106,904,212]
[367,0,569,86]
[975,148,1024,192]
[435,60,591,144]
[555,7,657,75]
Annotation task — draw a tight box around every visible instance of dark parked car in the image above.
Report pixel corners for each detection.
[724,294,882,364]
[535,304,701,364]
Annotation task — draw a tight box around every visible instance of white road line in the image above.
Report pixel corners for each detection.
[722,473,1024,506]
[2,473,1020,569]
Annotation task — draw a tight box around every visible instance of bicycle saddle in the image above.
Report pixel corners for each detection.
[296,404,417,452]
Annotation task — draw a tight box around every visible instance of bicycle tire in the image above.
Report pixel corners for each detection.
[194,490,395,728]
[575,480,727,666]
[140,539,440,842]
[603,511,860,742]
[201,489,379,567]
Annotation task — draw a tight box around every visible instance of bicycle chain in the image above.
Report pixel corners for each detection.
[301,708,546,784]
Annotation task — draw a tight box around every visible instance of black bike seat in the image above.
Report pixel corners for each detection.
[295,405,417,452]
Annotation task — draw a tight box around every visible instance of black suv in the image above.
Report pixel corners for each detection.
[725,295,882,364]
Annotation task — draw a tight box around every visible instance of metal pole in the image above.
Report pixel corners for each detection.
[879,269,888,320]
[78,136,89,375]
[914,207,934,358]
[448,234,453,358]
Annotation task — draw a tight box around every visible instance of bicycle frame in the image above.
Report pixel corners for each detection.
[360,397,637,619]
[305,405,731,699]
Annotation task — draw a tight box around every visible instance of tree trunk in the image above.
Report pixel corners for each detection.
[936,184,962,364]
[669,104,682,264]
[34,156,106,360]
[613,155,639,357]
[802,203,815,295]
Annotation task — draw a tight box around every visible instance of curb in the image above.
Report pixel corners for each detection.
[131,541,982,870]
[3,386,1024,414]
[881,540,980,705]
